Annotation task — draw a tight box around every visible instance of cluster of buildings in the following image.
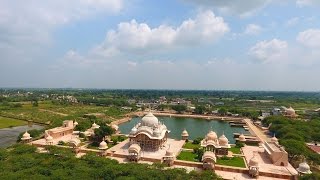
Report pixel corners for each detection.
[21,112,312,179]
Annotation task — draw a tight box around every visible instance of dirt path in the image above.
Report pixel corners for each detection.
[243,118,269,142]
[39,109,68,116]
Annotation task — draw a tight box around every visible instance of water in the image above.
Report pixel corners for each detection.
[0,125,44,148]
[119,117,247,144]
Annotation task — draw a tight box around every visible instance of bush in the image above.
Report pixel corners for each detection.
[192,137,203,144]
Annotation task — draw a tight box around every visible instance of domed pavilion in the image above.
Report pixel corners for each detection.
[200,130,231,155]
[128,112,169,151]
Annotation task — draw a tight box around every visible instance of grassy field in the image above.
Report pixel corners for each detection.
[229,147,241,154]
[182,142,201,149]
[176,151,198,162]
[0,116,27,129]
[0,101,128,126]
[216,156,246,168]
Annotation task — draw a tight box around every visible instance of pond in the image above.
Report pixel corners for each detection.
[119,116,248,144]
[0,125,44,148]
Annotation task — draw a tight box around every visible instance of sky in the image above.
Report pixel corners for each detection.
[0,0,320,91]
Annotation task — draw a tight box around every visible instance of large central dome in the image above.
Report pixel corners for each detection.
[141,112,159,127]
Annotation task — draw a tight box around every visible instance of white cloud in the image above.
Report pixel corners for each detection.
[0,0,123,63]
[96,10,229,54]
[184,0,271,17]
[249,39,288,63]
[296,0,320,7]
[297,29,320,48]
[244,24,263,35]
[285,17,300,27]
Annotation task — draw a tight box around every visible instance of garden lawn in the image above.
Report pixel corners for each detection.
[229,147,241,154]
[0,117,27,129]
[182,142,200,149]
[216,157,246,168]
[177,151,198,162]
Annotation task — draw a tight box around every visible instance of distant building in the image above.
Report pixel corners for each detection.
[46,120,75,139]
[272,108,281,116]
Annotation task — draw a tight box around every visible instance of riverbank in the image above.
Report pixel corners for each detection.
[111,111,243,125]
[0,116,27,129]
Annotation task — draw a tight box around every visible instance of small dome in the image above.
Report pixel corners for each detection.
[92,122,100,129]
[166,149,175,157]
[46,135,53,141]
[141,112,159,127]
[21,130,31,140]
[249,155,259,167]
[73,121,78,126]
[297,161,312,174]
[206,130,218,141]
[285,107,296,115]
[181,129,189,137]
[111,124,119,131]
[130,126,137,134]
[239,133,246,141]
[202,151,216,162]
[99,140,108,150]
[219,134,229,146]
[271,134,278,143]
[129,144,141,153]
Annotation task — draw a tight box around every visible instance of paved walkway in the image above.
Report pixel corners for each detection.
[243,118,269,142]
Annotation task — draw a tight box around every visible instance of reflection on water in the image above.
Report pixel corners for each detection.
[0,125,44,148]
[119,117,247,144]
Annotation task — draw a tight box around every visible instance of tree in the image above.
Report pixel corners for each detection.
[194,105,206,114]
[280,139,307,162]
[94,125,114,142]
[172,105,187,114]
[218,108,227,115]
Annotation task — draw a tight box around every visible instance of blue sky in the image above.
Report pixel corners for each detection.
[0,0,320,91]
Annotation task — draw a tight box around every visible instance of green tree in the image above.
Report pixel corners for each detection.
[280,139,307,162]
[172,105,187,114]
[94,125,114,142]
[218,107,227,115]
[194,105,206,114]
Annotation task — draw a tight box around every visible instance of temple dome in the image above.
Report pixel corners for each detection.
[249,155,259,167]
[111,124,119,131]
[99,140,108,150]
[202,151,216,162]
[239,133,246,141]
[21,131,31,140]
[219,134,229,146]
[206,130,217,141]
[285,107,296,115]
[271,134,278,143]
[73,121,78,126]
[141,112,159,127]
[129,144,141,153]
[165,149,175,157]
[181,129,189,137]
[297,161,312,174]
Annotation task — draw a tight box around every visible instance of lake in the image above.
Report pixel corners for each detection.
[119,116,248,144]
[0,125,44,148]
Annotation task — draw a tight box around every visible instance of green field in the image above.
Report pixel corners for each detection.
[229,147,241,154]
[182,142,201,149]
[0,101,128,126]
[176,151,198,162]
[216,156,246,168]
[0,116,27,129]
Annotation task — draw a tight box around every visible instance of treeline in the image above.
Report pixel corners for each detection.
[263,116,320,166]
[77,97,130,107]
[0,144,221,180]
